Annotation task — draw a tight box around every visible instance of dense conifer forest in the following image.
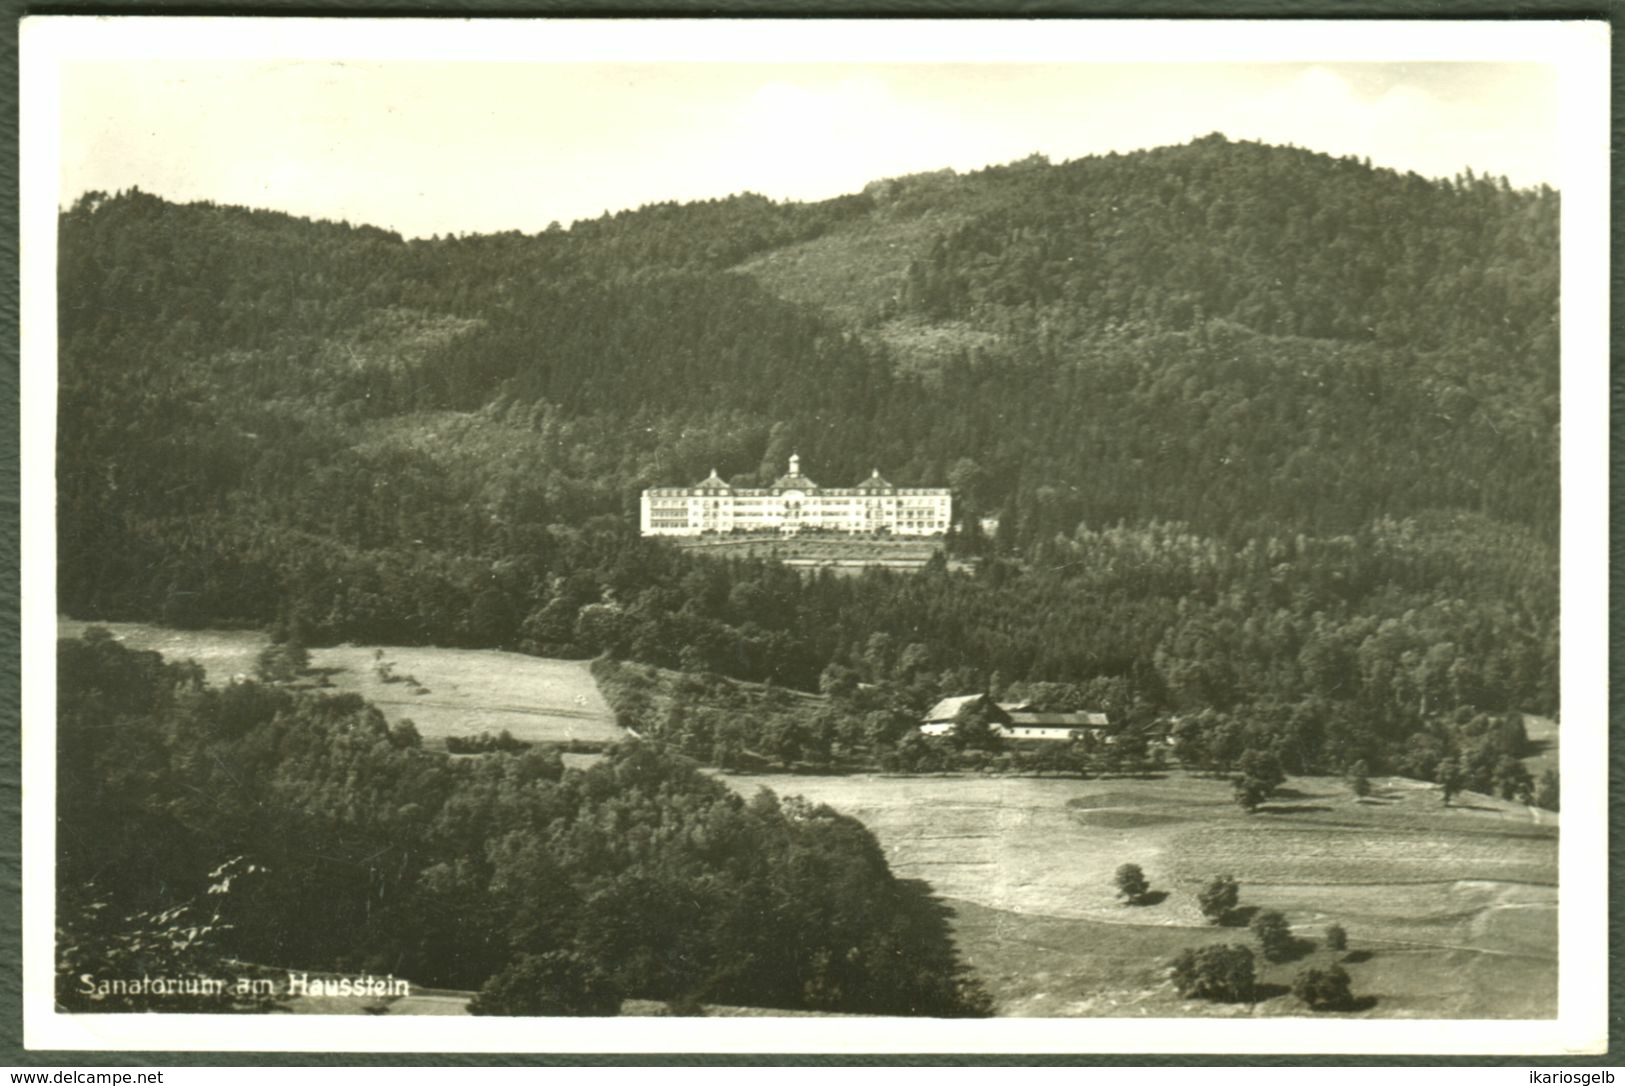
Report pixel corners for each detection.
[57,136,1561,1002]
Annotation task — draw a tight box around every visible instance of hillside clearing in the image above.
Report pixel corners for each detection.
[57,620,623,749]
[734,212,960,327]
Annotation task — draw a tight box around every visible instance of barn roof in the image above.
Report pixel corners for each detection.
[923,693,989,723]
[1006,711,1110,728]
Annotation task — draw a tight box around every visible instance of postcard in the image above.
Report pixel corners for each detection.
[19,16,1609,1055]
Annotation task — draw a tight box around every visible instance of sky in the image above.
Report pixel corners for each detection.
[58,59,1559,239]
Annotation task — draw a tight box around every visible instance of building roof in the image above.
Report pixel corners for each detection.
[772,452,818,490]
[692,468,733,491]
[923,693,990,724]
[853,469,894,491]
[1006,710,1110,728]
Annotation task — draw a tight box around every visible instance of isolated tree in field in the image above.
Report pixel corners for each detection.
[1435,756,1464,806]
[1250,909,1294,962]
[1114,863,1151,905]
[1239,749,1285,792]
[1231,747,1284,813]
[1292,964,1354,1011]
[1198,875,1240,924]
[1233,774,1270,813]
[1169,943,1255,1003]
[1324,923,1348,953]
[1345,760,1372,799]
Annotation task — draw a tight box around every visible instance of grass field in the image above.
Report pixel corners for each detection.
[719,771,1557,1018]
[57,620,624,749]
[57,619,1557,1018]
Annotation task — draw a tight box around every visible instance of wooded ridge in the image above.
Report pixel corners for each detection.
[58,133,1559,785]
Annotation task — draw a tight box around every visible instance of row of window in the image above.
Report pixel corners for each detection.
[649,523,945,531]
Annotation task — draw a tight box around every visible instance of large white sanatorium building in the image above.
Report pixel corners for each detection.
[641,455,952,537]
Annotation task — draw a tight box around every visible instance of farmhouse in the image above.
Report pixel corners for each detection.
[641,455,952,538]
[920,693,1009,736]
[919,694,1112,742]
[1002,708,1111,742]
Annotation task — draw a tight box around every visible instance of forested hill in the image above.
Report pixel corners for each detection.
[60,134,1557,545]
[59,136,1560,757]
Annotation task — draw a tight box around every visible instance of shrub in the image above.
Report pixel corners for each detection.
[1436,756,1464,805]
[1233,775,1270,812]
[1324,923,1348,953]
[1292,964,1354,1011]
[388,719,423,750]
[1114,863,1150,905]
[1250,909,1294,962]
[1170,944,1255,1003]
[1198,875,1240,924]
[1238,749,1285,793]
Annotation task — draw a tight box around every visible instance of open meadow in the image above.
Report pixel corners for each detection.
[56,620,623,749]
[720,770,1557,1018]
[54,620,1558,1019]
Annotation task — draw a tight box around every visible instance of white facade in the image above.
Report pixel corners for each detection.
[641,455,952,538]
[918,695,1113,742]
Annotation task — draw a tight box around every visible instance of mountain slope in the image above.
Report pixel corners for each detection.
[55,138,1560,754]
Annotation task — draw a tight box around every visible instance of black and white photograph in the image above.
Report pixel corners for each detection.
[19,17,1608,1055]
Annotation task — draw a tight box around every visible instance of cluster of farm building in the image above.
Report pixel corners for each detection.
[921,693,1169,745]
